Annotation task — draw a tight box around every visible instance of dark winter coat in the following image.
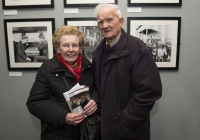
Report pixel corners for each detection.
[27,55,99,140]
[92,29,162,140]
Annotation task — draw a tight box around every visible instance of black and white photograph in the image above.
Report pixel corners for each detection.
[135,25,172,62]
[4,18,55,70]
[128,0,182,6]
[2,0,54,9]
[128,17,181,70]
[65,18,103,62]
[64,0,117,7]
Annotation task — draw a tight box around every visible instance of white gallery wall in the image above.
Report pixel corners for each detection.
[0,1,200,140]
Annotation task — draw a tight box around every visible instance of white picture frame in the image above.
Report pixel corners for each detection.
[64,0,117,7]
[128,0,182,6]
[4,18,55,70]
[3,0,54,9]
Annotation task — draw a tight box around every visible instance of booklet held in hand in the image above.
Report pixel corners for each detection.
[63,83,90,114]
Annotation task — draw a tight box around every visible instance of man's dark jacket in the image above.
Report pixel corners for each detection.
[92,29,162,140]
[27,55,99,140]
[16,40,27,62]
[38,39,48,57]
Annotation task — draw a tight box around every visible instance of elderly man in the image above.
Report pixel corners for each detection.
[92,3,162,140]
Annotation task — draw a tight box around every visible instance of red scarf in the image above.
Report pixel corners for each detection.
[56,53,82,82]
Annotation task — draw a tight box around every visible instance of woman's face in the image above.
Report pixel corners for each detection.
[57,34,80,65]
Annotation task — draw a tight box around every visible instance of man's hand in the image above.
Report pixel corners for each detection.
[26,57,31,61]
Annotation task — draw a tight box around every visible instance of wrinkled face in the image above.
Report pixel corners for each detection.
[57,35,80,65]
[97,6,124,42]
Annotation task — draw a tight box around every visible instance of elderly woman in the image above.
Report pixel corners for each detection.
[26,25,99,140]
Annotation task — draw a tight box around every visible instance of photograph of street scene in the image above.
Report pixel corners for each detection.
[135,25,172,62]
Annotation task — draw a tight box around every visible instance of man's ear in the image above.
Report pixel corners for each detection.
[119,17,124,25]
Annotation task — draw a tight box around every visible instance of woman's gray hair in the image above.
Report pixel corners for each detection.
[94,3,122,18]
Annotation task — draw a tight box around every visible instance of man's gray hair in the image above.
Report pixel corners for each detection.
[94,3,122,18]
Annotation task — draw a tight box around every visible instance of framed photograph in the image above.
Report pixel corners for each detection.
[4,18,55,70]
[128,17,181,70]
[64,18,102,62]
[2,0,54,9]
[128,0,182,6]
[64,0,117,7]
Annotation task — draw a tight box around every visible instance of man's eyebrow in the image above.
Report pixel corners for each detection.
[107,15,113,18]
[97,15,114,22]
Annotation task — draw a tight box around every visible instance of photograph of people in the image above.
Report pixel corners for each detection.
[12,26,51,63]
[136,25,172,62]
[26,25,99,139]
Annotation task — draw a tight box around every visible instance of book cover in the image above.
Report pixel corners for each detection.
[63,84,90,114]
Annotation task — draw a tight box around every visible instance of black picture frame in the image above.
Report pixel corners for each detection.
[128,0,182,6]
[127,17,181,70]
[4,18,55,70]
[64,18,102,62]
[2,0,54,9]
[64,0,117,7]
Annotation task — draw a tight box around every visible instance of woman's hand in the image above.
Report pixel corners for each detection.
[65,112,84,125]
[83,99,97,116]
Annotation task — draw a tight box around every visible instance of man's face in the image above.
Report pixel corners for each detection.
[22,38,28,44]
[97,6,124,42]
[39,38,44,42]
